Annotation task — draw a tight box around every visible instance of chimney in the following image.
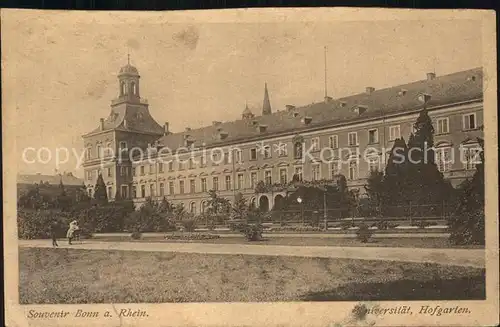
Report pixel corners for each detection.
[100,118,105,130]
[427,72,436,81]
[163,122,170,135]
[324,96,333,103]
[365,87,375,95]
[285,105,296,112]
[212,121,222,126]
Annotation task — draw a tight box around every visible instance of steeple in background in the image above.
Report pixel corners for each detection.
[262,83,272,115]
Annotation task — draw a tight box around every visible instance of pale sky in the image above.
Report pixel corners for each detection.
[3,11,482,178]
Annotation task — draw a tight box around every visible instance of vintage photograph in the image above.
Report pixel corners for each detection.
[2,8,498,327]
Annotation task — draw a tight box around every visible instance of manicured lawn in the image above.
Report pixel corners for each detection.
[93,235,484,249]
[19,247,485,304]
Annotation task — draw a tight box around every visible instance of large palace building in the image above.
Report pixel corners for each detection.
[82,62,484,212]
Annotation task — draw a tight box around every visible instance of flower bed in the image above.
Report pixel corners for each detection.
[267,226,322,232]
[164,233,220,240]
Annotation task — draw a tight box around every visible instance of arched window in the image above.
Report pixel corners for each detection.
[131,82,137,95]
[189,202,196,214]
[96,145,102,158]
[294,142,303,159]
[86,146,92,160]
[120,82,126,95]
[201,200,208,213]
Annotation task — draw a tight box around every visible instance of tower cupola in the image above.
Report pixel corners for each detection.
[117,55,141,100]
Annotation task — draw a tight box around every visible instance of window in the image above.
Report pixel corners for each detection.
[105,142,112,157]
[237,174,244,190]
[119,141,127,151]
[294,166,303,181]
[121,185,128,199]
[311,164,320,181]
[178,161,185,170]
[463,146,481,170]
[120,82,126,95]
[120,166,127,176]
[436,148,452,172]
[463,113,477,130]
[132,186,137,198]
[348,160,358,180]
[265,170,272,185]
[311,138,320,151]
[294,142,303,159]
[169,182,174,195]
[86,146,92,160]
[132,167,136,176]
[159,183,165,196]
[330,161,339,178]
[329,135,338,149]
[212,151,221,163]
[201,201,208,213]
[235,149,242,163]
[179,181,185,194]
[97,145,102,158]
[200,155,206,167]
[436,117,449,134]
[189,202,196,214]
[277,142,288,157]
[263,146,271,159]
[212,177,219,191]
[250,172,258,189]
[201,178,207,192]
[188,158,194,169]
[389,125,400,141]
[140,166,145,176]
[348,132,358,146]
[106,167,112,177]
[86,171,92,180]
[131,82,137,95]
[279,168,288,184]
[190,179,196,193]
[368,157,379,173]
[148,164,154,174]
[148,184,154,197]
[158,163,164,173]
[88,189,93,198]
[250,148,257,160]
[368,129,379,144]
[225,176,232,190]
[107,186,113,199]
[224,153,230,164]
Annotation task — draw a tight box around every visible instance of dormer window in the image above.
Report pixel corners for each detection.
[292,112,299,118]
[301,116,312,125]
[258,125,268,133]
[219,131,229,140]
[251,120,259,126]
[398,89,408,96]
[339,101,347,108]
[352,105,367,115]
[417,93,432,104]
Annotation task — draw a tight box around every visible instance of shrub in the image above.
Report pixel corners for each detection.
[165,233,220,240]
[241,224,263,241]
[340,221,354,230]
[413,220,432,229]
[356,223,373,243]
[376,220,389,230]
[181,219,197,232]
[130,231,142,240]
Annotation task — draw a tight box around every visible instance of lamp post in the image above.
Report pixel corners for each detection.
[322,188,328,231]
[297,196,304,225]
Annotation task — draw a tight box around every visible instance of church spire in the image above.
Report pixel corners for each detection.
[262,83,272,115]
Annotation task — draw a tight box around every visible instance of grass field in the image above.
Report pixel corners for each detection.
[93,235,484,249]
[19,247,485,304]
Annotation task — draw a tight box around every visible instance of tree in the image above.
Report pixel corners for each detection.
[364,170,385,216]
[93,173,108,205]
[231,192,249,220]
[448,137,485,245]
[54,179,72,211]
[383,137,410,206]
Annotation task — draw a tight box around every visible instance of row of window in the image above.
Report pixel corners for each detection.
[85,141,128,160]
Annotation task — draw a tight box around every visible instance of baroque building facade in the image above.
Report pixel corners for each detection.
[82,63,484,212]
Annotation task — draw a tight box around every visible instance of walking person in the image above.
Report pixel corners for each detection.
[50,219,59,247]
[66,220,79,245]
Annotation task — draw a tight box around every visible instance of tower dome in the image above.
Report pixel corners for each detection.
[118,63,139,76]
[242,103,255,119]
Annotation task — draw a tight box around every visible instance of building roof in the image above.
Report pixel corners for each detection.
[86,101,165,136]
[262,83,272,115]
[17,173,84,186]
[156,67,482,151]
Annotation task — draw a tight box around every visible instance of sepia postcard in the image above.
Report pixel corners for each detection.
[2,7,499,327]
